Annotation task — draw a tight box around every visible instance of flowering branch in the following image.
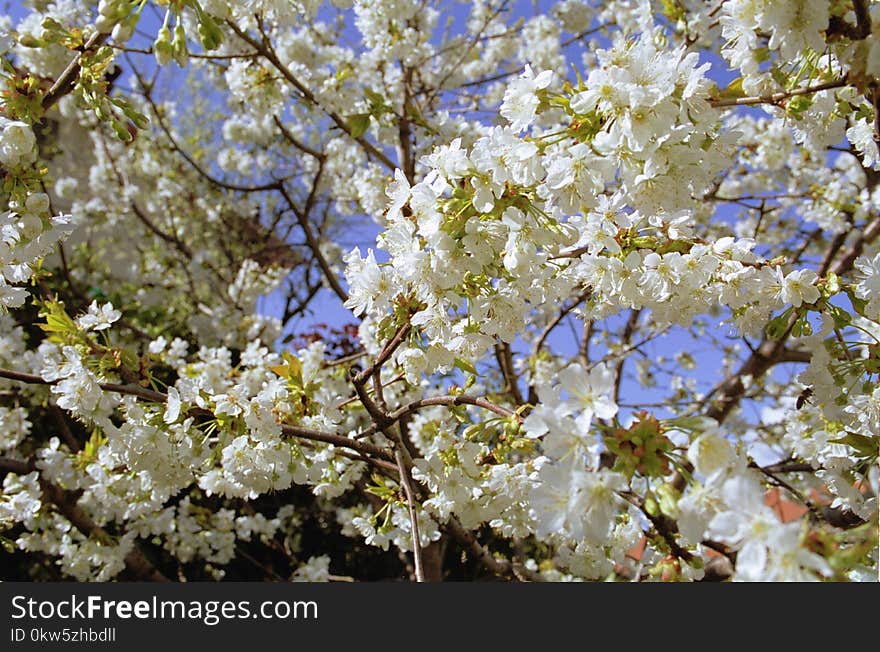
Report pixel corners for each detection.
[225,19,397,172]
[42,31,108,111]
[709,79,850,108]
[0,367,392,462]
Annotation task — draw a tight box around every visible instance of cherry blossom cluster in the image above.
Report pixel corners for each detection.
[0,0,877,583]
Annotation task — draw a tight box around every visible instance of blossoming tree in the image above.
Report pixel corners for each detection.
[0,0,878,582]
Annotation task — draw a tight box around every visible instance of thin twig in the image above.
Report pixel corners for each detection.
[394,446,425,582]
[709,79,848,108]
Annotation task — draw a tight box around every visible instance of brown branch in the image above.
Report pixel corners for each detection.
[397,64,416,184]
[619,491,694,563]
[226,20,396,172]
[42,32,108,111]
[0,457,31,474]
[131,202,193,259]
[710,79,849,108]
[612,309,641,405]
[427,0,514,96]
[495,342,524,406]
[357,393,516,440]
[273,115,325,160]
[47,403,80,453]
[827,0,872,41]
[277,180,348,302]
[445,517,542,581]
[353,324,411,386]
[532,291,590,357]
[561,22,610,47]
[762,461,816,474]
[391,394,515,419]
[280,423,391,461]
[394,446,425,582]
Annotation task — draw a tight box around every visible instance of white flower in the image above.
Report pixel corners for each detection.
[780,269,820,307]
[530,461,626,542]
[558,362,618,429]
[500,65,553,133]
[708,475,808,579]
[343,248,396,317]
[760,0,829,60]
[77,301,122,331]
[0,406,31,452]
[854,252,880,317]
[24,193,50,215]
[148,336,168,354]
[0,471,42,528]
[847,119,880,170]
[292,555,331,582]
[164,387,182,424]
[687,432,734,479]
[0,118,37,169]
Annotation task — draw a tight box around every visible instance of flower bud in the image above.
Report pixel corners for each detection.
[98,0,117,16]
[198,17,223,51]
[18,211,43,239]
[95,14,117,34]
[24,193,50,215]
[172,22,188,67]
[112,14,137,43]
[153,26,173,66]
[17,33,43,48]
[0,119,37,168]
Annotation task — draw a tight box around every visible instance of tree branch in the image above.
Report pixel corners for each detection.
[394,446,425,582]
[0,367,392,462]
[42,32,107,111]
[710,79,849,108]
[227,20,396,172]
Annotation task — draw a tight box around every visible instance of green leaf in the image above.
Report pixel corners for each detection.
[786,94,813,117]
[364,88,385,108]
[831,433,878,459]
[335,63,354,83]
[765,306,794,340]
[347,113,371,138]
[715,77,744,100]
[269,351,303,387]
[454,357,477,376]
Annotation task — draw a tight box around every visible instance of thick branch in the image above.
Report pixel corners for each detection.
[0,457,31,474]
[827,0,872,41]
[445,517,542,581]
[42,32,107,111]
[353,324,411,386]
